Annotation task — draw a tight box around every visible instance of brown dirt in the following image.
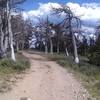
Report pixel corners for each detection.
[0,52,93,100]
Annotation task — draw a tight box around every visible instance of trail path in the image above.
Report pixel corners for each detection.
[0,52,91,100]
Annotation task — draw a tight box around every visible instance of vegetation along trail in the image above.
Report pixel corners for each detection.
[0,52,92,100]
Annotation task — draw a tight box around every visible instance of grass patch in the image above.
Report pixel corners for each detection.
[0,52,30,93]
[47,53,100,100]
[0,52,30,72]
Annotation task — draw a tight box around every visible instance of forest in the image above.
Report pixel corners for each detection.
[0,0,100,100]
[0,0,99,65]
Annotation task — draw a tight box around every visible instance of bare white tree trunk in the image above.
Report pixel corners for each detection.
[72,33,79,63]
[50,38,53,54]
[65,47,69,56]
[7,0,16,61]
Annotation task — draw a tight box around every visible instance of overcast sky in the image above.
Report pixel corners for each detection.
[21,0,100,34]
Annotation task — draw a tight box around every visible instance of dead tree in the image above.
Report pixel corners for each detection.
[7,0,26,61]
[0,0,26,60]
[52,4,81,63]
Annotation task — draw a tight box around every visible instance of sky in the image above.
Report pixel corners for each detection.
[22,0,100,11]
[21,0,100,35]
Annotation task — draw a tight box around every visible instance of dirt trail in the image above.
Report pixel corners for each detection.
[0,52,92,100]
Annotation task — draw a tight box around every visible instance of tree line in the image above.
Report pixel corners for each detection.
[0,0,32,61]
[32,4,100,65]
[0,1,100,66]
[33,5,81,64]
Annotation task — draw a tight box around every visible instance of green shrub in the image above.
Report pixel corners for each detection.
[13,59,30,71]
[0,54,30,72]
[88,52,100,66]
[0,53,30,93]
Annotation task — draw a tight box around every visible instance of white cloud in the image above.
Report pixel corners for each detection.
[67,2,100,21]
[23,2,100,22]
[23,2,60,21]
[22,2,100,33]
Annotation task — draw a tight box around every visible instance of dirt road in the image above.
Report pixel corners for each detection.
[0,52,92,100]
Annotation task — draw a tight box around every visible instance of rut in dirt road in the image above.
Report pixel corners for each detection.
[0,52,92,100]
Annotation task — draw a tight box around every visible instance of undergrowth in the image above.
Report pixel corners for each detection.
[0,52,30,93]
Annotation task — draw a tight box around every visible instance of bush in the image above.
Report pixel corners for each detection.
[88,52,100,66]
[0,53,30,93]
[88,35,100,66]
[13,59,30,71]
[0,54,30,72]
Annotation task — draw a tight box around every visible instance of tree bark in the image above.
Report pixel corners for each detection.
[69,15,79,64]
[0,15,4,50]
[16,42,19,52]
[50,38,53,54]
[0,15,5,57]
[65,47,69,56]
[45,42,48,54]
[57,41,60,54]
[72,32,79,63]
[7,0,16,61]
[21,41,24,50]
[4,36,8,56]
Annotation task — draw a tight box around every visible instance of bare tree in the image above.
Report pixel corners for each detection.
[0,0,26,61]
[36,16,51,54]
[8,0,26,61]
[6,0,16,61]
[52,4,81,63]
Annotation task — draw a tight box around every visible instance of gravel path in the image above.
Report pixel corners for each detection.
[0,52,92,100]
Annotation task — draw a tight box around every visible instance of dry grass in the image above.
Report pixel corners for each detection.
[0,52,30,93]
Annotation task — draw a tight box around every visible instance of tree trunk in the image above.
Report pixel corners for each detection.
[69,15,79,64]
[44,37,48,54]
[16,42,19,52]
[4,36,8,56]
[65,47,69,56]
[57,41,60,54]
[7,0,16,61]
[50,38,53,54]
[0,15,5,57]
[72,33,79,63]
[20,41,24,50]
[45,42,48,54]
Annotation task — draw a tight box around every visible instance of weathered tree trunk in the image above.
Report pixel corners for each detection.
[7,0,16,61]
[50,38,53,54]
[65,47,69,56]
[69,15,79,64]
[0,15,5,57]
[0,16,4,50]
[72,33,79,63]
[45,42,48,54]
[3,37,8,56]
[16,42,19,52]
[57,41,60,54]
[22,41,24,50]
[3,26,9,57]
[0,30,4,53]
